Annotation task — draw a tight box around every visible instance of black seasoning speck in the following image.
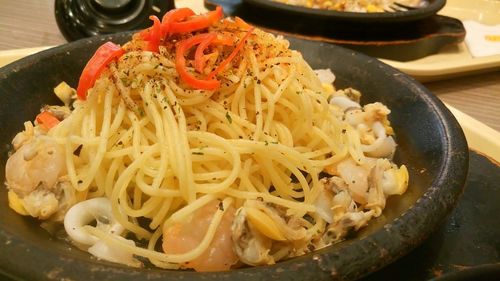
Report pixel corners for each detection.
[73,144,83,156]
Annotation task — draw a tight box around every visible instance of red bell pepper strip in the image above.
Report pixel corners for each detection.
[143,15,162,52]
[207,27,254,80]
[176,33,220,90]
[76,42,124,100]
[213,32,235,46]
[194,32,235,74]
[36,111,60,130]
[194,32,217,73]
[161,8,195,37]
[170,6,223,34]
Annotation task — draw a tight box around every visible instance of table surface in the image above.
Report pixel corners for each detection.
[0,0,499,133]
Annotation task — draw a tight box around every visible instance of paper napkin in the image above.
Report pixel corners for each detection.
[463,20,500,58]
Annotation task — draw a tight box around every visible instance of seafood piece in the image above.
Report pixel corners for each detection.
[358,121,396,158]
[231,200,311,265]
[11,122,35,150]
[314,68,336,85]
[323,210,374,244]
[64,197,141,267]
[232,207,275,266]
[317,176,363,226]
[330,95,361,111]
[5,136,73,220]
[162,200,238,272]
[6,137,66,197]
[336,158,370,204]
[344,102,393,135]
[318,157,409,244]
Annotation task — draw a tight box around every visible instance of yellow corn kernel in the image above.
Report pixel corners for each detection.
[53,81,75,105]
[366,4,383,12]
[396,165,409,195]
[245,207,286,241]
[322,83,334,94]
[8,190,29,216]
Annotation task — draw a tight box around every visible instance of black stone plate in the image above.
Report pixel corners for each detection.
[362,151,500,281]
[0,32,468,280]
[206,0,464,61]
[242,0,446,23]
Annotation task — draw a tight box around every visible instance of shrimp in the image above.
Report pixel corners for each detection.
[162,200,238,272]
[5,136,70,219]
[6,136,66,196]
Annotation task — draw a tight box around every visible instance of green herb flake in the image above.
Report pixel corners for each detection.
[225,112,232,124]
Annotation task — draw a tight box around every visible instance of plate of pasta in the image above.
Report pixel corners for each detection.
[0,7,467,281]
[240,0,446,22]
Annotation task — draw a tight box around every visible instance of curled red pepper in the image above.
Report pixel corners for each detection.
[170,6,223,34]
[161,8,196,37]
[207,27,254,80]
[143,15,162,52]
[76,42,124,100]
[176,33,220,90]
[194,32,217,73]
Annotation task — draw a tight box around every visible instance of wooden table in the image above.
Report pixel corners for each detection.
[1,0,499,132]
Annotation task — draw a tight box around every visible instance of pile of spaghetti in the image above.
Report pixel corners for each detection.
[5,7,408,271]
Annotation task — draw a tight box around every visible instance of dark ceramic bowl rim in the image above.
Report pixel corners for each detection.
[0,32,468,280]
[242,0,446,22]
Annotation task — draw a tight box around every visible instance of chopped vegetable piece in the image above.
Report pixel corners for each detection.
[76,42,124,99]
[8,190,28,216]
[161,7,195,37]
[53,81,75,105]
[170,6,223,34]
[194,32,217,73]
[144,15,162,52]
[176,34,221,90]
[207,27,254,80]
[36,111,60,130]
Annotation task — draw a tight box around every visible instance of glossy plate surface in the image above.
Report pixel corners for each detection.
[0,32,468,281]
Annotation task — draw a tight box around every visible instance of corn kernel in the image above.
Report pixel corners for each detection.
[322,83,335,94]
[366,4,383,12]
[8,190,29,216]
[396,165,409,195]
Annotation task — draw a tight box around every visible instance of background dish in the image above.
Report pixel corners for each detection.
[0,32,468,280]
[242,0,446,22]
[382,0,500,81]
[205,0,463,61]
